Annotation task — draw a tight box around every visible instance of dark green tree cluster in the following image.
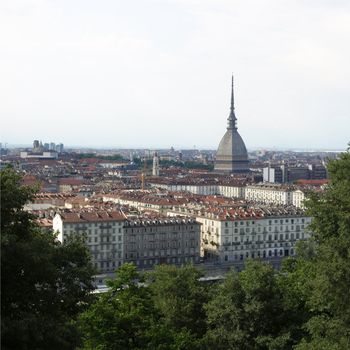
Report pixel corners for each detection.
[76,153,126,161]
[1,168,95,350]
[78,264,208,350]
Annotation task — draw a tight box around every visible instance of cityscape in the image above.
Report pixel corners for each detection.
[1,0,349,349]
[1,79,335,276]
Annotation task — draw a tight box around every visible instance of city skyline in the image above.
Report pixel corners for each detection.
[1,0,350,149]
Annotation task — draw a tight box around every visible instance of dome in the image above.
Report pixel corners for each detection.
[217,129,247,159]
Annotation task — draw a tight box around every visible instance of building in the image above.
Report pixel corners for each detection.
[263,164,327,184]
[20,151,58,159]
[214,77,249,173]
[263,166,284,183]
[53,210,202,273]
[292,189,306,209]
[53,211,126,272]
[168,205,311,263]
[123,217,201,268]
[245,183,293,205]
[58,178,84,193]
[152,152,160,176]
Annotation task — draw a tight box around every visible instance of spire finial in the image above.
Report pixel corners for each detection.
[231,74,234,113]
[227,75,237,130]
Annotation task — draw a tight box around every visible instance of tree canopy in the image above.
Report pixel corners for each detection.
[1,167,95,350]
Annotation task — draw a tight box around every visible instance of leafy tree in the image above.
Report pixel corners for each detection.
[205,260,296,350]
[147,264,209,348]
[1,167,95,350]
[78,263,165,350]
[293,151,350,349]
[79,264,210,350]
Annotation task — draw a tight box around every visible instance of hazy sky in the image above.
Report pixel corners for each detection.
[1,0,349,150]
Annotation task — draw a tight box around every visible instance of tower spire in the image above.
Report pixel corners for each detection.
[227,75,237,129]
[231,74,234,113]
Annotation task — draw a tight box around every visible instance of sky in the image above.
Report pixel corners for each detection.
[1,0,349,150]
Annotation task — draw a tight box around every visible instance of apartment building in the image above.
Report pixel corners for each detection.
[149,182,244,198]
[53,210,202,273]
[123,218,201,269]
[245,184,293,205]
[168,205,311,263]
[53,211,126,273]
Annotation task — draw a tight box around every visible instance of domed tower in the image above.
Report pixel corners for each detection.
[214,77,249,173]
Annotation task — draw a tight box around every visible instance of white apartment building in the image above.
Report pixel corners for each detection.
[102,194,177,213]
[168,206,311,263]
[149,182,245,198]
[292,190,306,209]
[53,211,126,273]
[218,185,245,198]
[245,184,293,205]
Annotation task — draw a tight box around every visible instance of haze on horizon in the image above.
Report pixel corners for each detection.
[1,0,349,151]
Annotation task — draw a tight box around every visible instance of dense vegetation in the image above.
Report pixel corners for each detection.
[133,157,214,171]
[1,168,95,350]
[75,153,126,161]
[1,149,350,349]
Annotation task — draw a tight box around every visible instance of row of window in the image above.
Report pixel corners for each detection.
[127,227,195,233]
[65,222,123,228]
[230,232,303,242]
[126,248,197,258]
[127,240,197,250]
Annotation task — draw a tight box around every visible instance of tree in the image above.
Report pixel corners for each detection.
[205,260,296,350]
[293,151,350,349]
[78,263,163,350]
[1,167,95,350]
[147,264,209,348]
[78,264,210,350]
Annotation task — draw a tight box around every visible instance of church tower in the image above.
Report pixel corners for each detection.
[214,77,249,173]
[152,152,160,176]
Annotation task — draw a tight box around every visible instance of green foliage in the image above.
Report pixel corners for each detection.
[148,264,208,347]
[205,260,297,350]
[78,264,158,350]
[79,264,208,350]
[76,153,126,161]
[1,168,95,350]
[292,152,350,349]
[133,158,214,171]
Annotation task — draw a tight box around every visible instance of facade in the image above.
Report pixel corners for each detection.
[152,152,160,176]
[263,166,284,183]
[263,164,327,184]
[20,151,58,159]
[53,210,202,273]
[214,77,249,173]
[168,206,311,263]
[245,184,293,205]
[123,218,201,268]
[197,210,311,262]
[292,190,305,209]
[53,211,126,273]
[150,182,245,198]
